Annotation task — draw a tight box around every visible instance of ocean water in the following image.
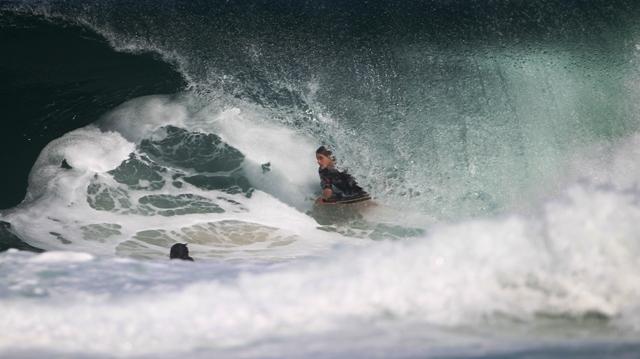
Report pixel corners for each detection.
[1,0,640,357]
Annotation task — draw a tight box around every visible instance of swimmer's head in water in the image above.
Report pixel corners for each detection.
[169,243,194,261]
[316,146,335,169]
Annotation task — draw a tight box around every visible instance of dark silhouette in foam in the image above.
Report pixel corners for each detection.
[169,243,194,261]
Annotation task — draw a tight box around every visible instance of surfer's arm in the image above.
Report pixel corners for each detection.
[319,170,334,199]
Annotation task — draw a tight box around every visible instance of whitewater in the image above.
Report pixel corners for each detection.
[1,0,640,357]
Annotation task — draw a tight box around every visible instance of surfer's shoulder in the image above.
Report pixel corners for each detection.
[319,166,339,175]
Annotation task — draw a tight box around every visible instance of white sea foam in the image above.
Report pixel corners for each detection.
[1,96,352,259]
[29,251,94,263]
[1,177,640,357]
[4,127,640,356]
[99,95,188,143]
[24,126,134,201]
[202,106,319,210]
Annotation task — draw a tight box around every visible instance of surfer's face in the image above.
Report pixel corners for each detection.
[316,154,333,169]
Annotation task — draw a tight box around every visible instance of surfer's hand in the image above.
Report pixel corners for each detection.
[322,188,333,199]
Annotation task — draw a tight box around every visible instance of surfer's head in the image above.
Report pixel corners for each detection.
[169,243,194,261]
[316,146,335,169]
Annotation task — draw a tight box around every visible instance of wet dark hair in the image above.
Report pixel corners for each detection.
[169,243,194,261]
[316,146,335,161]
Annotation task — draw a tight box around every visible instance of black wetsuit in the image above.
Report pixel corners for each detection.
[319,167,367,201]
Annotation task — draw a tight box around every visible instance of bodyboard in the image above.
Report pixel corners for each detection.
[316,193,371,205]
